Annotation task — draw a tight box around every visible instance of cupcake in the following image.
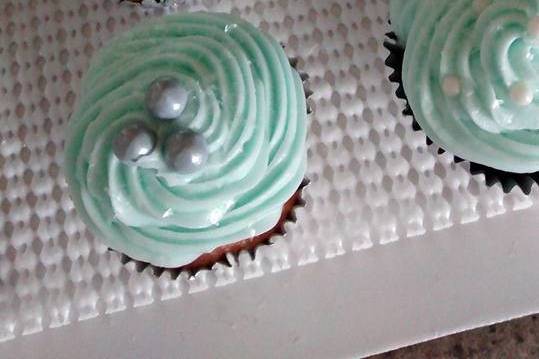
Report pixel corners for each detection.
[65,12,309,273]
[386,0,539,193]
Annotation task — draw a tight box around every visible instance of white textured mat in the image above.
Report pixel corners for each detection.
[0,0,537,350]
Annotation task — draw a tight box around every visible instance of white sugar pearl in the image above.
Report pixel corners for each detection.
[473,0,489,14]
[510,81,534,106]
[528,16,539,38]
[442,75,461,97]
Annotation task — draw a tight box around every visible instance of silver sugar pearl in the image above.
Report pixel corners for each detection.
[164,130,209,174]
[112,123,156,164]
[145,76,189,120]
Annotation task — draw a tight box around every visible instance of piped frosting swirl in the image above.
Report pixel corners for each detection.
[390,0,539,173]
[65,12,307,267]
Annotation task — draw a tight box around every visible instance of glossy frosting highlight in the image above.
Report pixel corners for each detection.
[390,0,539,173]
[65,12,307,267]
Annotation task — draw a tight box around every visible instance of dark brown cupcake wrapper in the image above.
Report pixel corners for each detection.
[384,31,538,195]
[116,56,312,278]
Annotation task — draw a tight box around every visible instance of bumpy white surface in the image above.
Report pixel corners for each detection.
[0,0,537,343]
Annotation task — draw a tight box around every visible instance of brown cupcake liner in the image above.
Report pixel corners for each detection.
[116,56,312,278]
[384,31,538,195]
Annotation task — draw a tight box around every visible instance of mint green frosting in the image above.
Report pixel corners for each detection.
[65,12,307,268]
[390,0,539,173]
[389,0,420,46]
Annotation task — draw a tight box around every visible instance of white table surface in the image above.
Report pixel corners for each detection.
[2,205,538,359]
